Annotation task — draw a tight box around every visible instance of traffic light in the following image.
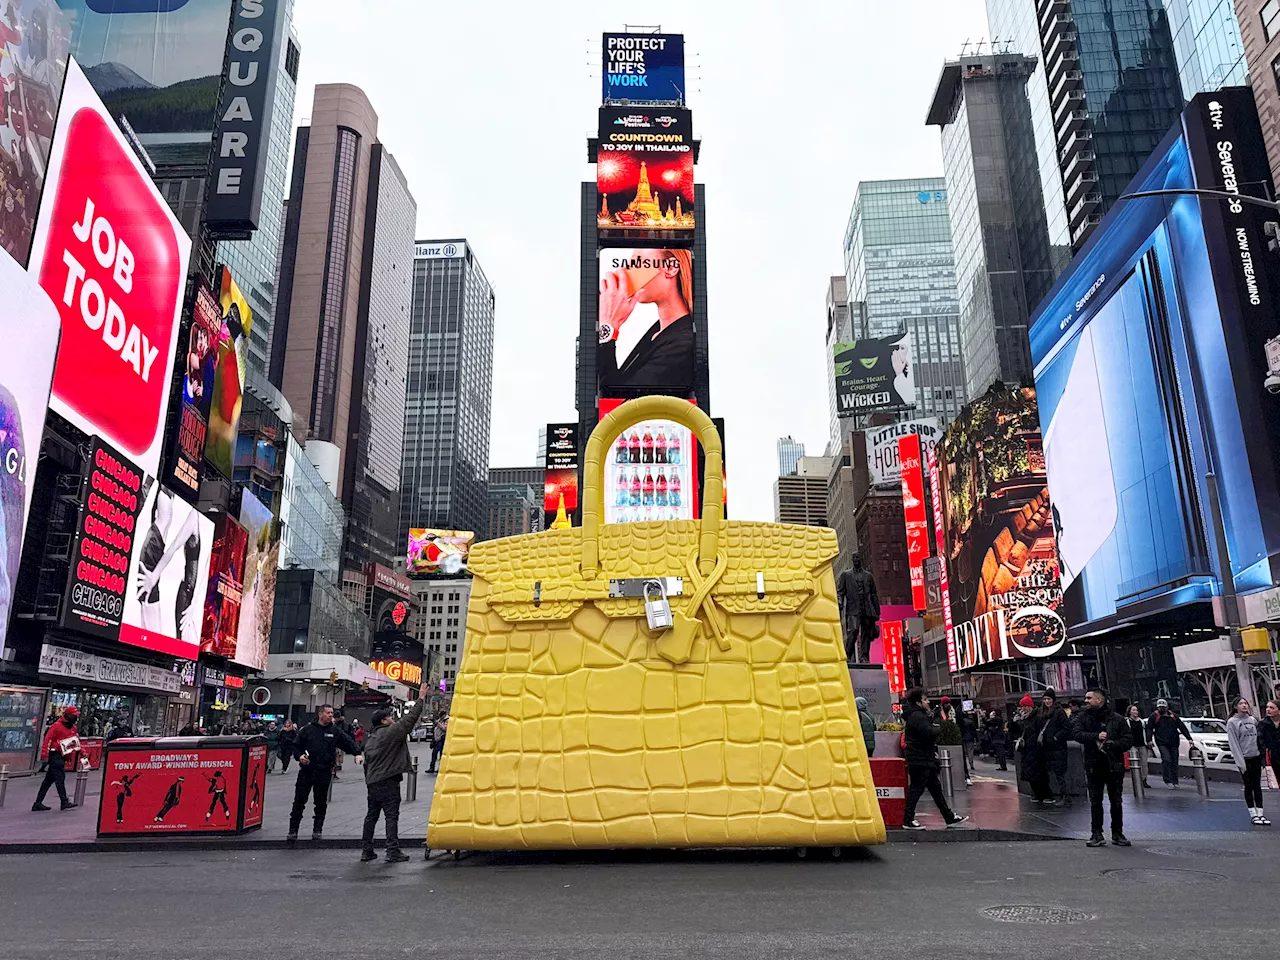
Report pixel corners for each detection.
[328,670,339,685]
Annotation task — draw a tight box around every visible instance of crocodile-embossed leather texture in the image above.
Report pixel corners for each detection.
[426,516,887,850]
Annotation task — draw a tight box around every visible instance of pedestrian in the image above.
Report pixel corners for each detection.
[353,720,365,748]
[1225,697,1268,826]
[1260,700,1280,793]
[1071,687,1133,847]
[178,723,198,737]
[331,709,351,781]
[32,707,82,812]
[985,709,1008,771]
[854,696,875,758]
[427,713,448,774]
[1020,690,1070,805]
[358,682,429,863]
[287,705,361,843]
[106,715,134,742]
[1148,698,1193,787]
[278,720,298,774]
[265,721,280,773]
[1126,704,1151,790]
[900,688,968,831]
[960,709,978,786]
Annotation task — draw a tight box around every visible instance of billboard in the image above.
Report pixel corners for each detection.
[928,448,956,673]
[200,511,246,658]
[881,620,906,695]
[1031,89,1280,634]
[234,489,275,671]
[96,745,246,835]
[542,422,579,530]
[370,633,424,687]
[866,418,941,487]
[832,332,915,416]
[0,248,61,652]
[168,275,218,498]
[598,397,700,525]
[57,0,234,134]
[407,529,473,576]
[0,0,71,265]
[602,32,685,103]
[28,60,189,479]
[596,106,694,235]
[60,437,147,640]
[118,482,215,659]
[203,265,251,479]
[936,386,1066,672]
[898,434,928,612]
[598,247,695,395]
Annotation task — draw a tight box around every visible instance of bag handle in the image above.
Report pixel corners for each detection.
[582,396,724,579]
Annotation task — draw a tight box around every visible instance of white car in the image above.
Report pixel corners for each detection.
[1176,717,1236,773]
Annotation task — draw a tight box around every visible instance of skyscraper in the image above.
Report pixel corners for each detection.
[774,457,833,526]
[270,83,418,571]
[842,179,964,422]
[825,276,854,456]
[928,54,1056,400]
[399,241,496,540]
[1165,0,1247,94]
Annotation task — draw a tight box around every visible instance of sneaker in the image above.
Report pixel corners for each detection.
[359,851,378,862]
[385,850,411,863]
[1086,834,1107,847]
[60,801,77,810]
[945,815,969,828]
[1111,834,1132,847]
[901,819,926,830]
[965,778,973,786]
[286,832,298,844]
[311,830,323,841]
[31,803,51,812]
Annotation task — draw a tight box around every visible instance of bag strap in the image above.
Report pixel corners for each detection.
[581,396,724,579]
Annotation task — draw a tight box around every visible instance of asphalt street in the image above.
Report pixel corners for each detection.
[3,835,1275,959]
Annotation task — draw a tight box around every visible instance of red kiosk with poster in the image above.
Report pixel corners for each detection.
[97,736,268,837]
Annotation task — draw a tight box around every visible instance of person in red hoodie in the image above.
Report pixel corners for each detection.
[33,707,82,811]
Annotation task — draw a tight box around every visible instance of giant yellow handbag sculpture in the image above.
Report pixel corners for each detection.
[427,396,885,850]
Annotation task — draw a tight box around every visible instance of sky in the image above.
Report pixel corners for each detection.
[291,0,991,521]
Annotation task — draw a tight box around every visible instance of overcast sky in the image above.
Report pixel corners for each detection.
[292,0,990,521]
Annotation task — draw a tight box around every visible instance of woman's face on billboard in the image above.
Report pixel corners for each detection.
[892,343,910,377]
[633,254,680,305]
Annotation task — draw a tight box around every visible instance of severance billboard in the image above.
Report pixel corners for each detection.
[598,247,695,395]
[0,0,71,265]
[27,59,190,480]
[597,106,694,235]
[937,386,1066,671]
[602,32,685,102]
[0,249,61,653]
[833,332,916,416]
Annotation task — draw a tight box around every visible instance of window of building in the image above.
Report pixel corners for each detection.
[1265,1,1280,41]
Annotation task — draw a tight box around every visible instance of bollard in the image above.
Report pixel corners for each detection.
[73,760,89,808]
[1128,748,1146,801]
[0,764,9,809]
[939,750,955,799]
[1190,746,1210,798]
[407,757,419,802]
[328,771,335,803]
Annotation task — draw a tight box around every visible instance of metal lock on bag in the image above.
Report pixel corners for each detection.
[644,579,673,632]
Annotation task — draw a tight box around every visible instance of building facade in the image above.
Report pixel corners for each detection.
[399,242,496,538]
[842,179,964,423]
[777,437,806,477]
[279,434,345,583]
[774,457,833,525]
[410,579,474,688]
[928,55,1056,400]
[1166,0,1248,94]
[825,276,856,455]
[1236,0,1280,186]
[855,489,913,609]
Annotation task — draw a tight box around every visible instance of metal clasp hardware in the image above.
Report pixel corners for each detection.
[533,581,541,607]
[643,579,673,632]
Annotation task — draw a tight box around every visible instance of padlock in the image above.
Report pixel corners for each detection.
[644,579,673,633]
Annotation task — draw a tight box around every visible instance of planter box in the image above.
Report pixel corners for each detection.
[874,731,903,759]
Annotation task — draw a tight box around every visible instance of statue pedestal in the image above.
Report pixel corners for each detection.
[847,665,892,718]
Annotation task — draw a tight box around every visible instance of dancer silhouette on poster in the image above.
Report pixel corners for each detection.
[111,773,141,824]
[205,770,230,821]
[248,770,262,811]
[155,776,184,822]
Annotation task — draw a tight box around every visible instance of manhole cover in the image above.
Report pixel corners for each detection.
[981,905,1093,925]
[1101,868,1224,884]
[1144,845,1254,859]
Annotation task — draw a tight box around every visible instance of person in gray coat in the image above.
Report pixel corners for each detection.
[359,682,429,862]
[1225,697,1268,826]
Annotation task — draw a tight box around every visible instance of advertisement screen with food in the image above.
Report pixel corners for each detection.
[598,248,695,396]
[598,398,699,525]
[407,529,473,576]
[936,386,1066,671]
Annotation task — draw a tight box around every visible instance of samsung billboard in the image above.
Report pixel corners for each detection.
[1029,88,1280,637]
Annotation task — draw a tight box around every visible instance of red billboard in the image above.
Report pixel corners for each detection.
[881,620,906,695]
[898,434,928,612]
[928,448,957,673]
[201,513,248,658]
[26,60,190,480]
[97,745,246,835]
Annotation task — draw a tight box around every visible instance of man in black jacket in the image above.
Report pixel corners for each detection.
[901,688,968,830]
[288,705,361,843]
[1072,687,1133,848]
[359,682,429,863]
[1148,699,1193,787]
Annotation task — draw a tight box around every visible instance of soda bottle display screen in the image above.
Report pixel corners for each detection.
[603,418,695,524]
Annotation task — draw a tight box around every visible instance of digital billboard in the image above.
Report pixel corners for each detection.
[168,275,218,498]
[204,265,251,480]
[27,60,189,480]
[118,482,215,659]
[898,434,928,612]
[1030,89,1280,634]
[602,32,685,103]
[0,0,71,265]
[598,397,699,525]
[543,422,579,531]
[598,247,695,395]
[370,634,424,687]
[866,418,941,488]
[833,332,915,416]
[0,248,61,653]
[597,106,694,235]
[57,0,234,134]
[234,489,275,671]
[936,386,1066,672]
[200,511,246,658]
[407,529,473,576]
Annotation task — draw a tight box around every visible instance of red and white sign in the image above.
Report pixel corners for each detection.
[27,59,190,479]
[881,620,906,695]
[870,757,907,829]
[898,434,928,612]
[928,449,957,674]
[97,745,245,836]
